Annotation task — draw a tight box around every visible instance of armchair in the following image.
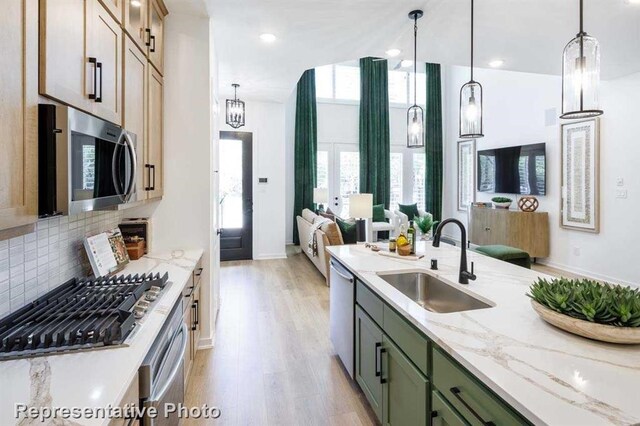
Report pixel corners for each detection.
[369,209,398,242]
[395,208,430,229]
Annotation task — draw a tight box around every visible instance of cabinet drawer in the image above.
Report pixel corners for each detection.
[431,390,467,426]
[383,305,429,376]
[356,280,383,326]
[433,348,528,425]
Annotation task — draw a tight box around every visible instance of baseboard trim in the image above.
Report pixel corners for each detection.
[254,253,287,260]
[198,336,214,350]
[536,259,637,287]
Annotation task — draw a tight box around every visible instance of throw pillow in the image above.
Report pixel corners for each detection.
[372,204,386,223]
[319,211,336,221]
[320,221,344,245]
[336,217,357,244]
[398,203,419,221]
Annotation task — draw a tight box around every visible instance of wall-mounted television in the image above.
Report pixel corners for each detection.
[477,143,546,195]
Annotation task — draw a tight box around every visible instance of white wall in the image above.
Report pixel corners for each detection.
[126,12,217,346]
[442,65,640,286]
[219,100,287,259]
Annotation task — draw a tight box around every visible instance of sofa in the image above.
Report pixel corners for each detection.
[296,209,345,283]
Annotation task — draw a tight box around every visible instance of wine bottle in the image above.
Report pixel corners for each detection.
[408,220,415,254]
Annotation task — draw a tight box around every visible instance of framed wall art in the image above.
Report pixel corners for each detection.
[457,139,476,211]
[560,118,600,233]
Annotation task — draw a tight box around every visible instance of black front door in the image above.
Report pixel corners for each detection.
[219,131,253,261]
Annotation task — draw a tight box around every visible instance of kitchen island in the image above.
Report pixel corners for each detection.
[327,242,640,425]
[0,249,204,426]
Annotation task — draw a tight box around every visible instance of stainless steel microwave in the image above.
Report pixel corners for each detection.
[38,105,141,216]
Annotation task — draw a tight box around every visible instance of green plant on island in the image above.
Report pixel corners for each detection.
[491,196,513,203]
[527,278,640,327]
[414,213,434,234]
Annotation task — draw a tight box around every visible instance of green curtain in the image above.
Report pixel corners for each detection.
[425,63,443,222]
[359,57,391,208]
[292,69,318,245]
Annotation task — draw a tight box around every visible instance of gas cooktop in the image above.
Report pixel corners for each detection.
[0,272,169,361]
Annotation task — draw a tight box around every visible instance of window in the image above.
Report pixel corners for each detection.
[458,140,476,211]
[317,151,329,189]
[388,71,408,105]
[219,139,244,229]
[315,65,333,99]
[390,153,404,211]
[339,151,360,217]
[412,153,426,211]
[314,64,360,102]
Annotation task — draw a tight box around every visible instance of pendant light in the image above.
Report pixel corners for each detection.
[459,0,484,139]
[407,10,424,148]
[560,0,603,119]
[226,83,246,129]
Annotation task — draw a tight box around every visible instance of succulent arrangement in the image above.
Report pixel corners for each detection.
[528,278,640,327]
[491,196,513,203]
[414,213,434,234]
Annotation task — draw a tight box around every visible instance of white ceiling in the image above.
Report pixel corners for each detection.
[205,0,640,102]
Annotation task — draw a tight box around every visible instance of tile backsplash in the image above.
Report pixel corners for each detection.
[0,211,123,317]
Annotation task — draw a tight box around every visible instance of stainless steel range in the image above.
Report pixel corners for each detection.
[0,272,169,360]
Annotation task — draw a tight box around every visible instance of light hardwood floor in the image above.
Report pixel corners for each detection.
[184,251,377,425]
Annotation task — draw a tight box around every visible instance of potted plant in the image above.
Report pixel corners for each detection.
[527,278,640,343]
[414,213,434,240]
[491,196,513,209]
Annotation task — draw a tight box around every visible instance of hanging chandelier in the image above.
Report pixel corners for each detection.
[459,0,484,139]
[226,83,245,129]
[560,0,603,119]
[407,9,424,148]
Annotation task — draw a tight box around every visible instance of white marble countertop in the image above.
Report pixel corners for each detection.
[327,242,640,426]
[0,248,204,426]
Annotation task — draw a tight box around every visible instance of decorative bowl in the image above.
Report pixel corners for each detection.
[493,201,512,209]
[531,300,640,344]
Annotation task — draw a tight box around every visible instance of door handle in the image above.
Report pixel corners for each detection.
[379,347,387,384]
[150,164,156,190]
[216,229,223,236]
[96,61,103,103]
[145,28,151,46]
[144,164,152,190]
[122,132,137,200]
[88,57,98,100]
[374,342,382,377]
[450,387,495,425]
[150,35,156,53]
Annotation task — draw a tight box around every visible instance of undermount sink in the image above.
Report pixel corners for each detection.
[377,272,493,313]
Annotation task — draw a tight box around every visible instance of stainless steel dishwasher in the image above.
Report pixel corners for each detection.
[329,258,355,378]
[139,297,187,425]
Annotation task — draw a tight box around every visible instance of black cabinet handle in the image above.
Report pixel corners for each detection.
[96,61,103,103]
[195,267,203,277]
[144,164,152,190]
[151,164,156,190]
[430,411,438,426]
[145,28,151,46]
[88,57,98,100]
[450,387,495,426]
[194,300,199,326]
[150,35,156,53]
[374,342,382,377]
[379,347,387,384]
[191,302,198,330]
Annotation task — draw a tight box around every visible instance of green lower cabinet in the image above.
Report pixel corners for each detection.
[382,336,429,426]
[431,391,468,426]
[355,305,384,422]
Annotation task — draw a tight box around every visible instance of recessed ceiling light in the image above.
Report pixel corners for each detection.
[260,33,277,43]
[489,59,505,68]
[386,49,402,57]
[626,0,640,4]
[400,59,413,68]
[130,0,141,6]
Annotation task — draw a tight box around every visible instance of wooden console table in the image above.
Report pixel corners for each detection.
[468,206,549,258]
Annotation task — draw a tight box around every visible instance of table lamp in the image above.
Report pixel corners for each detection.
[313,188,329,213]
[349,193,373,243]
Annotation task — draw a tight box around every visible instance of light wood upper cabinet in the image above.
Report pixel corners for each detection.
[0,0,38,236]
[148,0,167,74]
[40,0,93,112]
[88,0,123,125]
[123,0,148,52]
[123,37,147,200]
[147,67,164,198]
[98,0,123,24]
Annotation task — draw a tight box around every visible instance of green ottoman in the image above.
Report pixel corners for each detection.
[474,245,531,269]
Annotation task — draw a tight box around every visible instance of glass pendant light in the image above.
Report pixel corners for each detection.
[407,10,424,148]
[226,83,246,129]
[560,0,603,119]
[459,0,484,139]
